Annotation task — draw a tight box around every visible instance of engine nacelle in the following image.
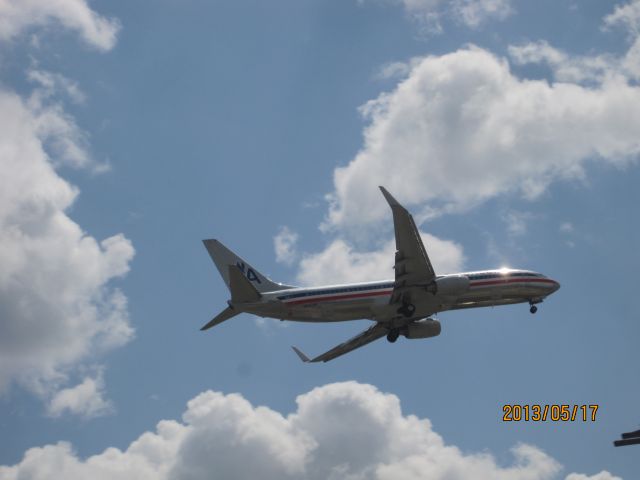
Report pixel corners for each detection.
[433,275,469,296]
[402,319,441,339]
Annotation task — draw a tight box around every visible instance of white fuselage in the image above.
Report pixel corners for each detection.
[239,269,560,324]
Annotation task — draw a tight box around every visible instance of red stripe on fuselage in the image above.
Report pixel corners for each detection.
[283,289,393,306]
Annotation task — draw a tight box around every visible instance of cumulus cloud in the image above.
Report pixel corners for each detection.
[325,45,640,232]
[46,371,113,418]
[297,232,464,286]
[274,226,299,266]
[0,80,134,409]
[0,382,620,480]
[0,0,120,50]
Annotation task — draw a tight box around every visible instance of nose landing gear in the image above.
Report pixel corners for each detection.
[528,299,541,314]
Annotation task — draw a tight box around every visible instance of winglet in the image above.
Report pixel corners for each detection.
[379,186,402,208]
[291,346,311,363]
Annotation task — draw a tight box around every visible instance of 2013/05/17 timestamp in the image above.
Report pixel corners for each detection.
[502,404,599,422]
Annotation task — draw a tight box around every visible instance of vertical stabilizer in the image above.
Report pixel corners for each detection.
[228,265,261,303]
[203,239,293,293]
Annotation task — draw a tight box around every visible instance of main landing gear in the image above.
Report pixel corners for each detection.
[390,301,416,342]
[387,328,400,343]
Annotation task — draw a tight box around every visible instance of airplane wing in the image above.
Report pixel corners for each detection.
[379,186,436,306]
[291,322,388,363]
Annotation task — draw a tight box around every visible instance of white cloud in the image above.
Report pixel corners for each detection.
[47,371,113,418]
[508,41,624,84]
[0,0,120,50]
[297,232,464,286]
[0,381,620,480]
[0,81,134,408]
[559,222,574,234]
[274,226,299,266]
[375,60,415,80]
[363,0,512,32]
[503,210,534,237]
[450,0,512,28]
[391,0,446,33]
[603,0,640,37]
[508,40,567,66]
[325,45,640,232]
[27,69,87,105]
[511,1,640,84]
[606,0,640,80]
[621,36,640,78]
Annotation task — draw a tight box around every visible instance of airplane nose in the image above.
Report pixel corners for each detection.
[550,279,560,292]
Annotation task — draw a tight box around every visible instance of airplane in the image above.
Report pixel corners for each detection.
[200,186,560,362]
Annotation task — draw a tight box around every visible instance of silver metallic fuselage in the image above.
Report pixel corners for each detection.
[202,187,562,362]
[236,268,560,324]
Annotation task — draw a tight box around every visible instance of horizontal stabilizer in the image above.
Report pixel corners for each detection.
[201,306,238,331]
[614,437,640,447]
[229,265,261,303]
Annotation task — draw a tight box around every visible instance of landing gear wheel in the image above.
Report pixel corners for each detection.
[530,305,538,314]
[387,329,400,343]
[397,303,416,318]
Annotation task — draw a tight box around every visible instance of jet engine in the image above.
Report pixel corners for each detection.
[402,319,441,339]
[431,275,469,296]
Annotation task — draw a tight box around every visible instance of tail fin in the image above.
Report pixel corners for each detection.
[228,265,261,303]
[203,239,293,293]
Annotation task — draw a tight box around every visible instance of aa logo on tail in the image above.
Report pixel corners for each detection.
[236,262,261,284]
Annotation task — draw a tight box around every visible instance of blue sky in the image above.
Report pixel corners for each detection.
[1,1,639,478]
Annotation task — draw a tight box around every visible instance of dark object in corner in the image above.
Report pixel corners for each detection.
[614,429,640,447]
